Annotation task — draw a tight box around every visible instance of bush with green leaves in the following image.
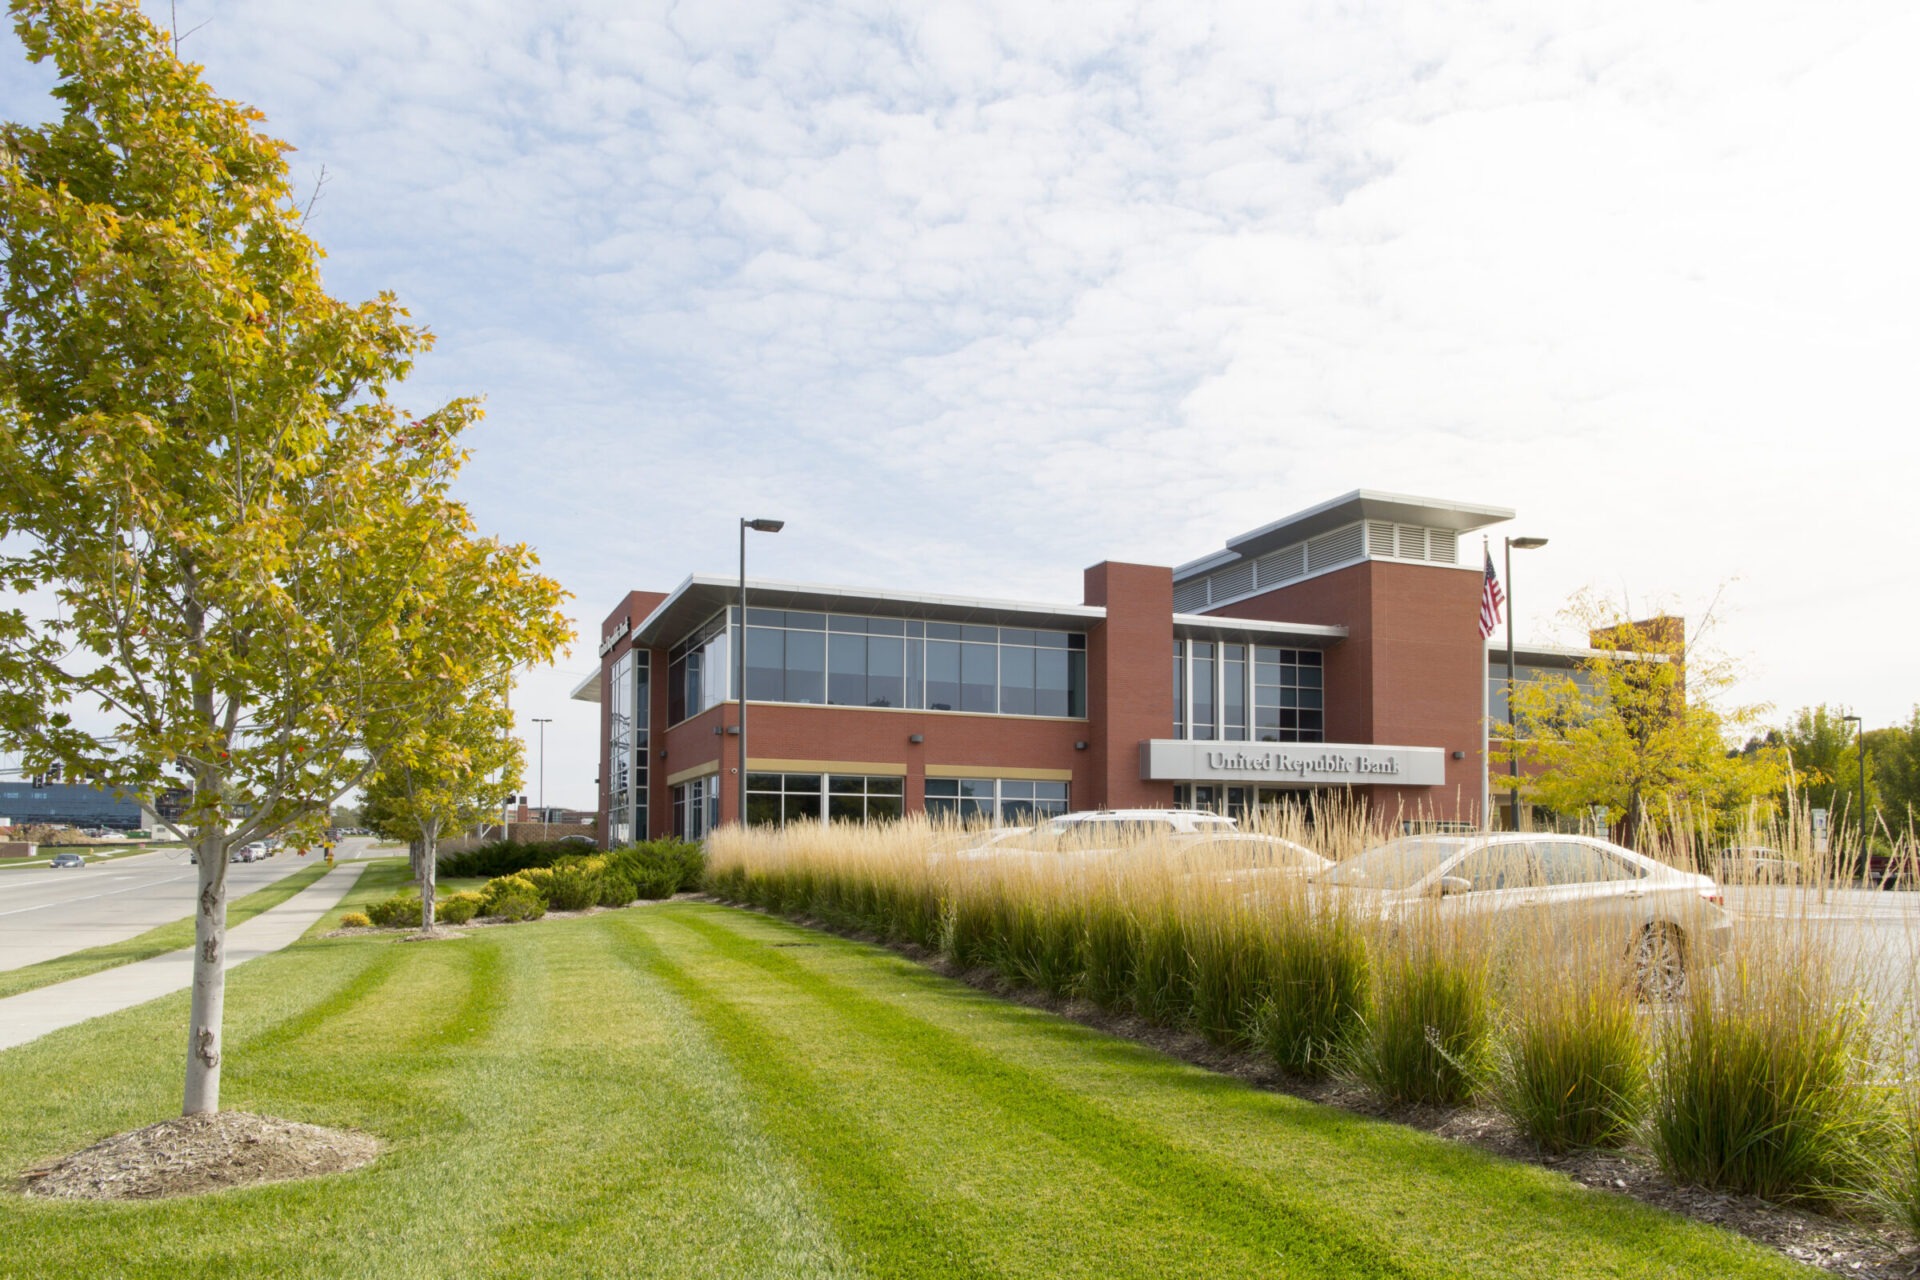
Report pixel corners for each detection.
[436,891,485,925]
[366,892,424,929]
[605,839,705,897]
[437,838,595,880]
[489,889,546,922]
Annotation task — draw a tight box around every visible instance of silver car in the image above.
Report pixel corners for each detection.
[1322,833,1732,994]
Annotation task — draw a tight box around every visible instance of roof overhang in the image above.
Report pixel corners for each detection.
[569,670,601,703]
[1172,614,1346,648]
[1494,640,1671,668]
[632,575,1108,648]
[1176,490,1516,577]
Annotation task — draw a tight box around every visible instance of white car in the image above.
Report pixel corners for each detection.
[950,809,1240,862]
[1175,832,1331,883]
[1321,832,1732,993]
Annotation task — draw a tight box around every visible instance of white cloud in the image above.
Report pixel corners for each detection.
[3,0,1915,802]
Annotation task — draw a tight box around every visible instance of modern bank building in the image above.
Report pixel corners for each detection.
[576,491,1619,843]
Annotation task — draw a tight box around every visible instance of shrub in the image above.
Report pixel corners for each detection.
[1350,940,1492,1107]
[1889,1086,1920,1236]
[631,863,680,900]
[1493,979,1648,1153]
[437,838,593,880]
[538,862,604,912]
[480,872,541,914]
[1651,973,1884,1204]
[436,891,484,925]
[338,912,372,929]
[490,889,546,922]
[605,839,705,896]
[1253,908,1372,1079]
[365,892,424,929]
[596,871,637,908]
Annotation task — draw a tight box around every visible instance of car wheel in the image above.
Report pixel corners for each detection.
[1631,922,1688,1002]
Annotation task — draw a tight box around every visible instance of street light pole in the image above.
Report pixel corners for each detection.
[1504,535,1549,832]
[532,717,551,839]
[738,517,785,828]
[1841,713,1866,881]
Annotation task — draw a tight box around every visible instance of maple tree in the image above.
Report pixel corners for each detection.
[0,0,569,1112]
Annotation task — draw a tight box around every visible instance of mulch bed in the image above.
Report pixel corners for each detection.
[17,1112,379,1201]
[733,902,1920,1280]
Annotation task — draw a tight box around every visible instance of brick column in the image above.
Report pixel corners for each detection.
[1084,562,1176,810]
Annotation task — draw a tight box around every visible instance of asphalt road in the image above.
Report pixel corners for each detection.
[0,836,381,973]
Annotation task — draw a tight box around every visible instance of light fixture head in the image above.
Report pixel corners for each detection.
[908,733,924,744]
[744,517,785,533]
[1508,536,1549,550]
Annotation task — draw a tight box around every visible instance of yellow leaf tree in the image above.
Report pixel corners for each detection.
[0,0,569,1113]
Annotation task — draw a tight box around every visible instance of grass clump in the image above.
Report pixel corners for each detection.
[1350,934,1492,1107]
[1493,973,1648,1153]
[337,911,373,930]
[1651,961,1886,1206]
[1252,905,1371,1078]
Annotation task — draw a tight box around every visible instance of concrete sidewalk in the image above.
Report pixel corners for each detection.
[0,862,367,1052]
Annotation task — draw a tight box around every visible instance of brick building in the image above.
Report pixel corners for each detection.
[575,491,1601,842]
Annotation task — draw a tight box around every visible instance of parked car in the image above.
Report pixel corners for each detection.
[1716,846,1804,885]
[49,851,86,869]
[1175,832,1331,883]
[1321,833,1732,995]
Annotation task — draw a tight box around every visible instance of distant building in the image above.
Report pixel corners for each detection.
[0,781,162,832]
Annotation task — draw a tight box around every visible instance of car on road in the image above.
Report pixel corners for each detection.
[1320,832,1732,995]
[48,852,86,869]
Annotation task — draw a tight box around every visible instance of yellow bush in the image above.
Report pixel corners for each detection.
[338,912,372,929]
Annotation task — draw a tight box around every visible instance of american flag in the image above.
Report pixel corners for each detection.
[1479,550,1505,639]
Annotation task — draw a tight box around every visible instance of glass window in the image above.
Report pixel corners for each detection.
[999,645,1035,716]
[784,629,825,704]
[1223,644,1247,741]
[828,632,868,706]
[926,640,960,711]
[868,635,905,708]
[1190,642,1215,739]
[960,643,996,713]
[1034,648,1070,718]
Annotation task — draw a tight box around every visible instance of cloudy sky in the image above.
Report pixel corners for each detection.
[4,0,1916,807]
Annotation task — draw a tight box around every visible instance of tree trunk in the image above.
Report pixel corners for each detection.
[419,819,439,934]
[183,822,229,1114]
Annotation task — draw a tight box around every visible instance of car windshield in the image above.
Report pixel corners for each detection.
[1322,836,1467,890]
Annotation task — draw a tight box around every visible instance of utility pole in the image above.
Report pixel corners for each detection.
[532,717,551,839]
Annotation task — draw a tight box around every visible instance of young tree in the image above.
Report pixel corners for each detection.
[0,0,569,1113]
[1771,705,1878,834]
[362,676,520,933]
[1498,594,1785,847]
[1866,708,1920,835]
[360,525,564,930]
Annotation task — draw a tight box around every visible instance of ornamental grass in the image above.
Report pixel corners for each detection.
[705,799,1920,1222]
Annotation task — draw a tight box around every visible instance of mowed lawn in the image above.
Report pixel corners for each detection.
[0,899,1815,1279]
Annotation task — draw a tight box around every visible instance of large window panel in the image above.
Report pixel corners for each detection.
[999,645,1035,716]
[828,632,868,706]
[868,635,905,708]
[784,629,825,704]
[960,643,997,713]
[926,640,960,711]
[745,627,785,701]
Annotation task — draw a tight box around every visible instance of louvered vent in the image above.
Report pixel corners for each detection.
[1257,545,1304,587]
[1366,521,1396,557]
[1211,561,1255,602]
[1173,580,1209,613]
[1428,531,1458,564]
[1397,525,1428,560]
[1306,522,1365,572]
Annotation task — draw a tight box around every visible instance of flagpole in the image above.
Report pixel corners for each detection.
[1481,536,1491,832]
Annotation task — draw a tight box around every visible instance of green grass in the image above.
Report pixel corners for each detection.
[0,861,338,1002]
[0,843,180,870]
[0,904,1817,1279]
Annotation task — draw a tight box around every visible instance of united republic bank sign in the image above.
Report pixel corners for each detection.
[1140,740,1447,787]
